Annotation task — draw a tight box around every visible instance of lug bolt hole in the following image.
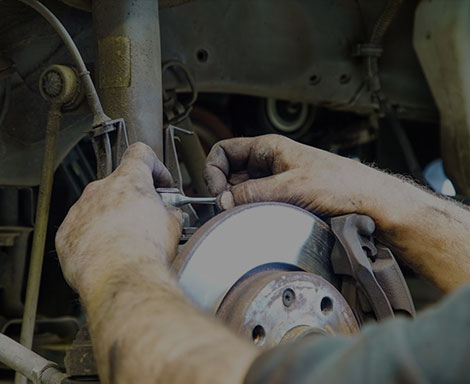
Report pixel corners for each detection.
[252,325,266,346]
[321,297,333,314]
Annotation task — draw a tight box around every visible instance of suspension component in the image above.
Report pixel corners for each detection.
[39,65,83,110]
[14,64,76,384]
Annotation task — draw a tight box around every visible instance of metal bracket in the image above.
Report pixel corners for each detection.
[164,125,199,227]
[330,214,415,323]
[353,43,383,58]
[89,118,129,178]
[0,227,21,247]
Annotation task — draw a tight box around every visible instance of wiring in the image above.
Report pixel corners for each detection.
[17,0,114,178]
[362,0,425,184]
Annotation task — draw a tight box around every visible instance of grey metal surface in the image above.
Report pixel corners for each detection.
[93,0,164,159]
[173,203,336,312]
[157,187,216,207]
[160,0,435,121]
[0,333,66,384]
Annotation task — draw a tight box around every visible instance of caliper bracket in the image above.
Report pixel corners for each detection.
[330,214,415,323]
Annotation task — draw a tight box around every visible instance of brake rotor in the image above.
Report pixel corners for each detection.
[173,203,359,342]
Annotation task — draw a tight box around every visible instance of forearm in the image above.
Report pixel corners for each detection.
[355,166,470,293]
[81,259,259,384]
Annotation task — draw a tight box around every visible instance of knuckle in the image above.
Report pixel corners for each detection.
[55,228,65,250]
[214,138,230,147]
[265,133,289,146]
[121,142,158,172]
[81,180,102,198]
[128,142,150,153]
[263,133,282,142]
[207,142,222,159]
[125,142,154,160]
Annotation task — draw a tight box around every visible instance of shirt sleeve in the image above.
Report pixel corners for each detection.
[244,284,470,384]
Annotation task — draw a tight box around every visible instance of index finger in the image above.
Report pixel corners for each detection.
[204,135,290,196]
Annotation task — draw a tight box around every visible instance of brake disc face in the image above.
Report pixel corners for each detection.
[173,202,338,312]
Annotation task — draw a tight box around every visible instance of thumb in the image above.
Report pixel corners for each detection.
[167,206,185,227]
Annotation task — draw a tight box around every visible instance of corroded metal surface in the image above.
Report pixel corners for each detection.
[64,326,97,377]
[217,270,359,347]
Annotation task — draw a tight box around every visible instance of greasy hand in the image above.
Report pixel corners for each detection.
[56,143,183,297]
[204,134,373,216]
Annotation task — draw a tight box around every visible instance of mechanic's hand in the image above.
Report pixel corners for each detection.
[204,134,372,216]
[56,143,183,296]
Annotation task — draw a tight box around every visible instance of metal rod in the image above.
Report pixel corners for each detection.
[17,0,109,127]
[14,104,62,384]
[171,196,217,207]
[0,334,66,384]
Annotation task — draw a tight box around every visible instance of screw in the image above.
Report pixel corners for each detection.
[282,288,295,307]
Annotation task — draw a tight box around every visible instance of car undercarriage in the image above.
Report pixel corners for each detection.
[0,0,468,382]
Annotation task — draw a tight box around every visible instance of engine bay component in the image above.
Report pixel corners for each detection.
[39,65,83,110]
[16,72,68,383]
[264,98,315,139]
[17,0,129,179]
